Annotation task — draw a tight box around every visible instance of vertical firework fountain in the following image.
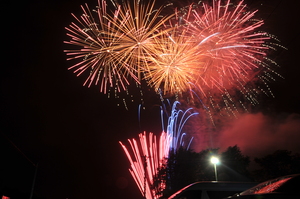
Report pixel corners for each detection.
[119,132,170,199]
[119,101,198,199]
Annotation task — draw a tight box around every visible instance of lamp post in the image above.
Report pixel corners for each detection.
[210,156,219,181]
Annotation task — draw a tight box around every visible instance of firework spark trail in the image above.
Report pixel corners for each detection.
[161,101,199,151]
[119,131,170,199]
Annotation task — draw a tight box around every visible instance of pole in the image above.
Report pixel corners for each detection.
[30,162,38,199]
[214,163,218,181]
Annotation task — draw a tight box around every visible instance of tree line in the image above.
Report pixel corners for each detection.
[152,145,300,198]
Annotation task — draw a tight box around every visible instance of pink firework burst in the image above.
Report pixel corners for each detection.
[154,0,283,118]
[181,0,282,100]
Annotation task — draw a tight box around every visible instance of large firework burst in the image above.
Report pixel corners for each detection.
[148,0,281,100]
[155,0,282,119]
[190,0,277,96]
[64,0,123,94]
[65,0,283,114]
[64,0,172,94]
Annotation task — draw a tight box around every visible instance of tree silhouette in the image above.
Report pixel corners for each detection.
[165,148,201,194]
[218,145,251,181]
[153,146,300,198]
[253,150,300,181]
[158,147,220,198]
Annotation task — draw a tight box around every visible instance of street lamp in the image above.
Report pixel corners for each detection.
[210,156,219,181]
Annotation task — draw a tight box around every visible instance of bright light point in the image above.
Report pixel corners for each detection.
[211,157,219,164]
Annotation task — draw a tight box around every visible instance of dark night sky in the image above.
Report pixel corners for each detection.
[1,0,300,198]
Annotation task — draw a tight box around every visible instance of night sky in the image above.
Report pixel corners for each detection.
[1,0,300,198]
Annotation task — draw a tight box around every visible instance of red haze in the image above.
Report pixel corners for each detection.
[190,112,300,160]
[217,113,300,158]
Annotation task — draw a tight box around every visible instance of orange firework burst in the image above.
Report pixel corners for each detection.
[141,0,282,102]
[143,27,203,96]
[64,0,126,94]
[106,0,173,80]
[64,0,172,94]
[143,0,282,118]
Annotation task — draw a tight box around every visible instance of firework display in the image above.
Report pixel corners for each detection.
[65,0,281,103]
[65,1,283,198]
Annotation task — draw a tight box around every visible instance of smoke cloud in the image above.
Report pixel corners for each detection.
[191,112,300,158]
[218,112,300,157]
